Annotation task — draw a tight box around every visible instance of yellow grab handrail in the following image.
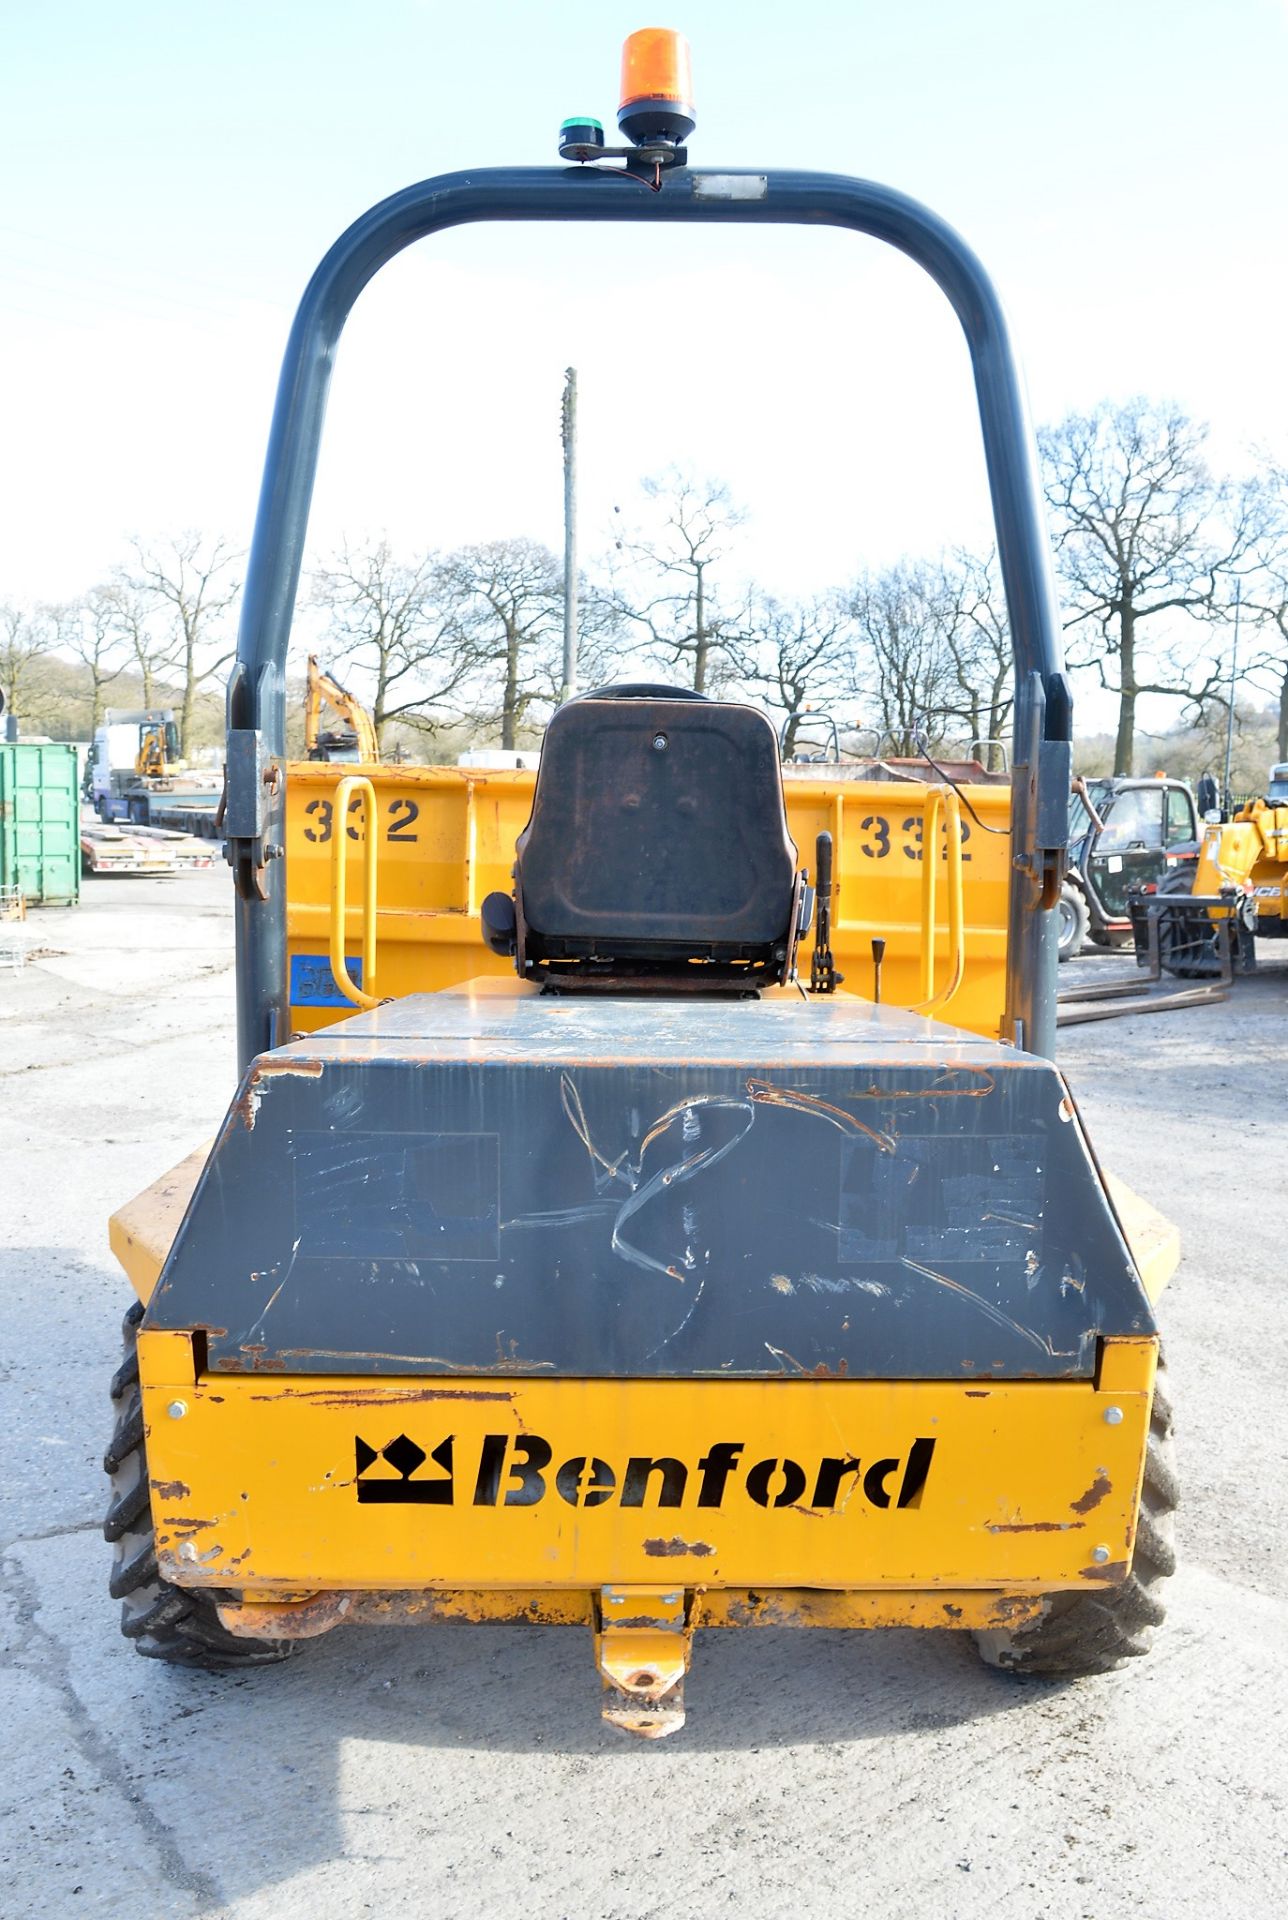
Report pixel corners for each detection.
[329,775,380,1010]
[911,788,966,1015]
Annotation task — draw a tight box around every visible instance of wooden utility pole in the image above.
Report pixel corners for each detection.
[561,366,578,703]
[1222,578,1241,811]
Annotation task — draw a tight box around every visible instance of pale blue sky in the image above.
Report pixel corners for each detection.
[4,0,1286,721]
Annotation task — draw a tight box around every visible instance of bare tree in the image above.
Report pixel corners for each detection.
[611,471,749,693]
[126,534,241,754]
[1244,606,1288,765]
[737,593,853,756]
[1237,466,1288,763]
[59,593,128,733]
[936,548,1013,766]
[439,539,563,750]
[91,579,169,707]
[0,605,51,731]
[516,575,630,710]
[847,562,959,753]
[1040,399,1265,774]
[312,540,469,747]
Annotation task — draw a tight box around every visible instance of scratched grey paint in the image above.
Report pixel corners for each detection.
[148,987,1154,1378]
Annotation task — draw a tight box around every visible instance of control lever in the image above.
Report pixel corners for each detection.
[871,935,886,1005]
[810,832,843,994]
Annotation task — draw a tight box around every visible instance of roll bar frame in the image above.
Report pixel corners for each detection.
[226,164,1071,1067]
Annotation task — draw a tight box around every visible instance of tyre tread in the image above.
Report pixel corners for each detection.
[103,1302,296,1671]
[973,1359,1178,1678]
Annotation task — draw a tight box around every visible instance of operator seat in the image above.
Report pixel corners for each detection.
[481,684,807,989]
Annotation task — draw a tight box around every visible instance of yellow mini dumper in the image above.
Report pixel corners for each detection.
[105,32,1178,1738]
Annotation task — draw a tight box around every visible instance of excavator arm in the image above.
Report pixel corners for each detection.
[304,655,379,763]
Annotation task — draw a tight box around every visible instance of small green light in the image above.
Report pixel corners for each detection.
[561,117,603,132]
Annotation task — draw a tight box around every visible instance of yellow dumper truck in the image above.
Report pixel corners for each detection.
[105,32,1177,1738]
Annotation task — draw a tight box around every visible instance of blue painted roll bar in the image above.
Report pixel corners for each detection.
[226,165,1071,1068]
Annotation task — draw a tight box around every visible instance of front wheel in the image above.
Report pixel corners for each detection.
[1057,884,1089,962]
[104,1300,298,1670]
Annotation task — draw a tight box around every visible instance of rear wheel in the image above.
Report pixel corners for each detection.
[105,1300,297,1669]
[1057,884,1089,962]
[972,1359,1177,1676]
[1155,867,1221,978]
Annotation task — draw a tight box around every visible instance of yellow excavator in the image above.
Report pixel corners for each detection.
[303,655,379,764]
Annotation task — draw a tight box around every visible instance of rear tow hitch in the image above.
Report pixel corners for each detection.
[595,1586,693,1740]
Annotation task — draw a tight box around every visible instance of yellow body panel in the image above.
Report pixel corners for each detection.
[1194,801,1288,925]
[212,1584,1044,1636]
[109,1143,211,1305]
[140,1334,1155,1598]
[1102,1172,1180,1305]
[282,762,1012,1040]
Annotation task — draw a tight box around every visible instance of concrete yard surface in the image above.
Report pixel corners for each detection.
[2,873,1286,1919]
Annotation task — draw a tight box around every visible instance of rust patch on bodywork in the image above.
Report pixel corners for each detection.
[237,1346,286,1371]
[217,1586,1049,1639]
[219,1593,350,1640]
[149,1478,191,1500]
[763,1343,849,1378]
[245,1385,515,1406]
[843,1068,996,1101]
[702,1587,1047,1631]
[235,1056,325,1129]
[987,1519,1082,1534]
[1070,1469,1112,1514]
[642,1536,715,1558]
[746,1078,896,1153]
[266,1348,554,1373]
[1080,1557,1128,1581]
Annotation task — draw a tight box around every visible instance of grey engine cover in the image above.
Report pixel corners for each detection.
[149,985,1154,1380]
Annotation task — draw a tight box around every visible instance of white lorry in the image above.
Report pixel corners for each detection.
[85,709,222,836]
[82,709,220,875]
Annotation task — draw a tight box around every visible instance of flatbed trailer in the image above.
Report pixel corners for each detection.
[132,796,223,839]
[103,787,222,838]
[80,820,215,876]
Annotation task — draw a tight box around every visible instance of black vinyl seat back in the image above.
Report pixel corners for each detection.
[513,688,798,974]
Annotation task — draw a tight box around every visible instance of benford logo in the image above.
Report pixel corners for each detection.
[354,1433,936,1512]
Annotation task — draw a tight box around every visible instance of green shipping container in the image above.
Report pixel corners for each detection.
[0,742,80,907]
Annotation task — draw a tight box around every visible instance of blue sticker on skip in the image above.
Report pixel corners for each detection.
[291,953,362,1008]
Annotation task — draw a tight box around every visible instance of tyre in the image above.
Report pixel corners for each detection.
[973,1358,1177,1677]
[1155,867,1220,978]
[1057,883,1089,962]
[104,1299,297,1670]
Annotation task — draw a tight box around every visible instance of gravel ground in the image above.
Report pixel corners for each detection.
[2,873,1286,1919]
